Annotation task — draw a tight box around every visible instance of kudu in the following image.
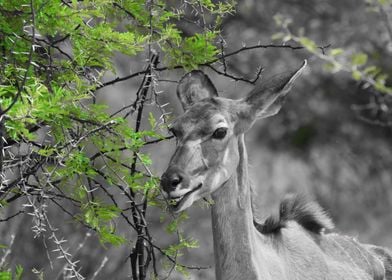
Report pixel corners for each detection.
[160,61,392,280]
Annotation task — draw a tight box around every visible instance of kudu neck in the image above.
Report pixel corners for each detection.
[210,134,261,280]
[211,134,251,208]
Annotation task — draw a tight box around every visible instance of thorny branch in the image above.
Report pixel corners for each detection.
[0,1,334,279]
[97,42,329,91]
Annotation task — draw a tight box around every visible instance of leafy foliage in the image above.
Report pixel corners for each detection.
[0,0,236,278]
[273,10,392,95]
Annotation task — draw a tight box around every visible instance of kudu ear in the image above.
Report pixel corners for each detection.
[245,60,307,119]
[177,70,218,110]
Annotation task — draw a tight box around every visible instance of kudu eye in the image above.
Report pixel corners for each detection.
[212,127,227,139]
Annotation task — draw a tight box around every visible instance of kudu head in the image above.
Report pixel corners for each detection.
[161,61,307,212]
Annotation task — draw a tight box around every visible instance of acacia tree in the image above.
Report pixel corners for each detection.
[2,0,391,279]
[0,0,276,278]
[0,0,234,278]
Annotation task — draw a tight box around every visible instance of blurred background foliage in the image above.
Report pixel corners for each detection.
[1,0,392,279]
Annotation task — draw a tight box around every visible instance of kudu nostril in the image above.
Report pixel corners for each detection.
[161,172,181,193]
[171,175,182,187]
[161,167,188,193]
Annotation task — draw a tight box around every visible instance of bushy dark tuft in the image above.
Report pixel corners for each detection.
[254,195,334,235]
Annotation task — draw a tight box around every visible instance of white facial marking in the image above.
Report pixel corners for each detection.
[166,175,203,198]
[186,139,203,146]
[211,172,222,190]
[222,148,230,164]
[167,187,193,198]
[212,114,227,125]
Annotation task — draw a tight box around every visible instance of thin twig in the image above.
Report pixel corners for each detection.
[97,43,329,90]
[0,210,25,222]
[0,235,15,267]
[206,64,263,85]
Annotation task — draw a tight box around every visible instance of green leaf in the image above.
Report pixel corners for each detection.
[352,70,362,81]
[166,219,178,234]
[148,112,157,129]
[175,265,190,277]
[0,271,11,280]
[100,228,126,246]
[166,211,188,234]
[378,0,392,5]
[364,66,380,77]
[96,205,121,221]
[271,32,285,41]
[323,61,342,73]
[15,265,24,280]
[139,153,152,165]
[273,14,292,28]
[37,148,57,157]
[351,53,368,66]
[298,37,318,52]
[330,48,344,56]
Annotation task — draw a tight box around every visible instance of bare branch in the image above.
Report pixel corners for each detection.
[0,210,25,222]
[97,43,329,90]
[206,64,263,85]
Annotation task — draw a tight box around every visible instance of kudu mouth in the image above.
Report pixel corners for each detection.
[168,183,202,212]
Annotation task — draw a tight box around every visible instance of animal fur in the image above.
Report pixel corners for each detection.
[366,245,392,279]
[254,195,334,235]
